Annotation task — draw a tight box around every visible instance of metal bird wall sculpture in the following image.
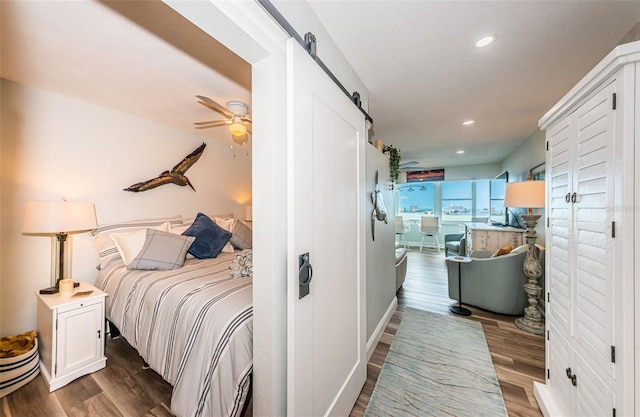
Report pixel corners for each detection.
[124,143,206,192]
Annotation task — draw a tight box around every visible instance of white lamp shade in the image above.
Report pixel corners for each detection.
[245,205,253,221]
[504,181,545,208]
[22,200,97,235]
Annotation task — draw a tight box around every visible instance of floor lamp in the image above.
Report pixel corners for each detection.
[504,180,545,335]
[22,199,98,294]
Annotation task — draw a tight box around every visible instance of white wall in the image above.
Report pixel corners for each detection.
[501,128,546,242]
[0,79,251,337]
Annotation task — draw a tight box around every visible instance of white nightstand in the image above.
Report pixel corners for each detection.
[36,281,107,392]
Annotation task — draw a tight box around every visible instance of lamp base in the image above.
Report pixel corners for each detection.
[39,282,79,295]
[515,315,545,336]
[39,286,59,294]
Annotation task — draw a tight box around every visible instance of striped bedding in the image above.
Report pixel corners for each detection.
[95,252,252,417]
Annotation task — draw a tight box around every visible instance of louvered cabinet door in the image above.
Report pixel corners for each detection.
[546,115,573,336]
[547,322,574,416]
[575,352,615,416]
[571,81,616,381]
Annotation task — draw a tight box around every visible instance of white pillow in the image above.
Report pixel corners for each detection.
[110,222,171,266]
[214,218,236,253]
[214,217,235,232]
[111,229,147,266]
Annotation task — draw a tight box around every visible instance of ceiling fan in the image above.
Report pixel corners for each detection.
[399,160,429,171]
[194,95,252,146]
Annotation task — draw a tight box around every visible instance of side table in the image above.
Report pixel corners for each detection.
[36,281,107,391]
[447,255,472,316]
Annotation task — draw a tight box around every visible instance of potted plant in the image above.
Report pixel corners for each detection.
[383,144,401,189]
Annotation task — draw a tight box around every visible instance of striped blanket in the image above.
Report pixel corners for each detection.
[95,252,253,417]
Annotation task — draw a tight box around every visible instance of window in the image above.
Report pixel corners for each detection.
[396,175,508,225]
[397,183,435,223]
[441,181,472,221]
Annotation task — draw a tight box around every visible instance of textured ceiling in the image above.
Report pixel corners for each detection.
[308,1,640,168]
[1,1,638,168]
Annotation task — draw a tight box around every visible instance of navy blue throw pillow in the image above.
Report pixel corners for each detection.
[182,212,232,259]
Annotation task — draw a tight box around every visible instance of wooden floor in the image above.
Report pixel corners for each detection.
[349,249,545,417]
[1,249,544,417]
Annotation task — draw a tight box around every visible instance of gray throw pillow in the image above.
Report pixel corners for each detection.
[230,220,252,250]
[128,229,195,270]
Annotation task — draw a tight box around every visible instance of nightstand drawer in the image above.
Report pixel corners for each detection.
[57,297,102,314]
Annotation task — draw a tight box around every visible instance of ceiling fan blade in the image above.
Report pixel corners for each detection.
[244,123,252,135]
[401,166,429,171]
[399,161,419,167]
[193,120,229,126]
[196,95,234,118]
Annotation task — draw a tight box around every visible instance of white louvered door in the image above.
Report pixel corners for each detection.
[545,79,617,416]
[572,81,616,381]
[547,116,573,337]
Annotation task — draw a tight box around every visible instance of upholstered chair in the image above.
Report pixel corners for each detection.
[444,233,466,256]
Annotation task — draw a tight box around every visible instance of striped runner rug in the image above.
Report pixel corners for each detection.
[365,308,508,417]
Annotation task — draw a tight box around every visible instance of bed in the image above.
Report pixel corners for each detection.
[91,214,253,417]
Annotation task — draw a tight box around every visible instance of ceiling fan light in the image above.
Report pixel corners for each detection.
[232,134,248,146]
[229,122,247,136]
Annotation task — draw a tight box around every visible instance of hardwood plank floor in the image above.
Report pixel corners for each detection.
[350,249,545,417]
[2,248,543,417]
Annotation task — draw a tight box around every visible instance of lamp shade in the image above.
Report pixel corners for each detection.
[22,200,97,235]
[245,205,253,221]
[504,181,545,208]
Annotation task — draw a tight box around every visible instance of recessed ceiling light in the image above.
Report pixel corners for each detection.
[457,150,465,154]
[474,35,495,48]
[462,120,475,126]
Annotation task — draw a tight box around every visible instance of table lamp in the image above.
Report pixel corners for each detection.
[22,199,97,294]
[504,180,545,335]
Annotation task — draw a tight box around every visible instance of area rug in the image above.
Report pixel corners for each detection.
[364,308,508,417]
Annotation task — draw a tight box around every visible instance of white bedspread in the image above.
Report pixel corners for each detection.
[95,252,253,417]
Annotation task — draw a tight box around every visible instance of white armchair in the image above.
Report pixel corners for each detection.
[419,216,440,253]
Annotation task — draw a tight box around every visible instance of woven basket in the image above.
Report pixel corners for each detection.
[0,339,40,398]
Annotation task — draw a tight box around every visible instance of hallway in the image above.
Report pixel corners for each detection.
[351,249,545,417]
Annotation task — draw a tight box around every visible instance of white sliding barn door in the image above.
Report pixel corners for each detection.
[286,38,366,417]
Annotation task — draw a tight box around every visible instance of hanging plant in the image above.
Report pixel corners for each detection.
[382,144,401,189]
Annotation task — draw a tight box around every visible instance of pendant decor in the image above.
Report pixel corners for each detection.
[124,143,206,192]
[370,170,388,241]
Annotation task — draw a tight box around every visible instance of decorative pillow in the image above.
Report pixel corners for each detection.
[182,213,232,259]
[230,220,252,250]
[128,229,195,270]
[230,250,253,278]
[110,229,149,266]
[491,243,513,258]
[91,216,181,268]
[172,224,234,255]
[214,217,235,232]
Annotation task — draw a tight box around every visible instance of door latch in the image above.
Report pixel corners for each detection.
[299,252,313,299]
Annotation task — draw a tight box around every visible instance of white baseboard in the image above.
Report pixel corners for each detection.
[366,297,398,361]
[533,381,560,417]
